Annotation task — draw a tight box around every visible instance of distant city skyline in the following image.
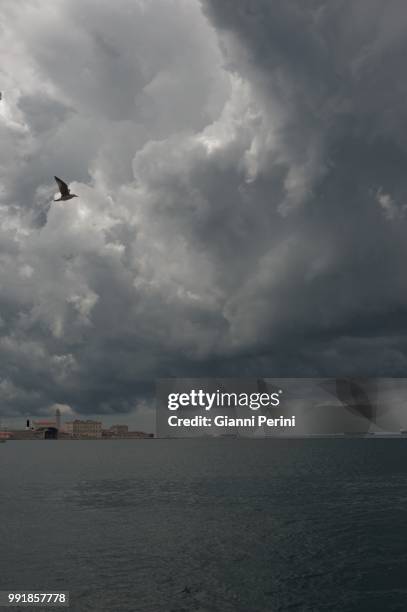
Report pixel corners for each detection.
[0,407,155,433]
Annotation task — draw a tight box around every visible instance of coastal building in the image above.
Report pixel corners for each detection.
[64,419,102,438]
[32,420,58,430]
[109,425,129,436]
[124,430,154,438]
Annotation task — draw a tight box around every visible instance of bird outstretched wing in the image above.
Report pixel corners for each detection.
[54,176,70,196]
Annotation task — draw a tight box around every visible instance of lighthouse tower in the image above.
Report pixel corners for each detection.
[56,408,61,430]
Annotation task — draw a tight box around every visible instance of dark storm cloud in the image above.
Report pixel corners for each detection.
[199,0,407,367]
[1,0,407,418]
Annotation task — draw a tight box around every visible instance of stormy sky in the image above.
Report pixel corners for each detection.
[1,0,407,423]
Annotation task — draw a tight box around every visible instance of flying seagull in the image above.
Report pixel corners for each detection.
[54,176,78,201]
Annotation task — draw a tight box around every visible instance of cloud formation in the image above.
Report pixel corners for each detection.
[1,0,407,417]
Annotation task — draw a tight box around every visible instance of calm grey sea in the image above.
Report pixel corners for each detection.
[1,439,407,612]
